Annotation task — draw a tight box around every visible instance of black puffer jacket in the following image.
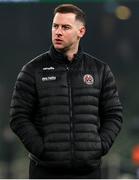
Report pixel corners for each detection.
[10,46,123,171]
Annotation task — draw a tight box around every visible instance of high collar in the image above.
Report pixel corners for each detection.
[48,45,83,65]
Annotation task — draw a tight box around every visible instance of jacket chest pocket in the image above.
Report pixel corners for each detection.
[41,71,58,88]
[37,70,68,89]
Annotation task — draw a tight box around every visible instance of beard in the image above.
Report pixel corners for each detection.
[54,41,77,54]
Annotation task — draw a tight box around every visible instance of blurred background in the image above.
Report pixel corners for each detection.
[0,0,139,178]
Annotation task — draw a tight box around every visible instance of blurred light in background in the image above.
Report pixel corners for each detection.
[104,1,119,14]
[104,2,132,20]
[115,5,131,20]
[132,145,139,166]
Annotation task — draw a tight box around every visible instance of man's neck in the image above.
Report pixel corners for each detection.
[65,50,77,61]
[65,44,79,61]
[56,43,79,61]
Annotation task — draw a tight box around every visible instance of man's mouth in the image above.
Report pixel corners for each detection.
[54,39,63,44]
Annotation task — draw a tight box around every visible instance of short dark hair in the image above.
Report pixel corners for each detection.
[54,4,86,26]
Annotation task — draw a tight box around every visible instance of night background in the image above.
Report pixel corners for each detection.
[0,0,139,178]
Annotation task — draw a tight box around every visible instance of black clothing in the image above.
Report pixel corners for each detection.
[29,159,101,179]
[10,46,123,174]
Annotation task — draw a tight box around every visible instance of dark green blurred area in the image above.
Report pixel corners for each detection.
[0,0,133,2]
[0,0,139,178]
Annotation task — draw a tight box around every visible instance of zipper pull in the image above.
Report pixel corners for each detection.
[66,66,69,71]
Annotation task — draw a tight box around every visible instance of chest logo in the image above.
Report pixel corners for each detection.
[43,67,55,70]
[83,74,94,85]
[42,76,56,81]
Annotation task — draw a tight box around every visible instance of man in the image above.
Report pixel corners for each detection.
[10,4,123,179]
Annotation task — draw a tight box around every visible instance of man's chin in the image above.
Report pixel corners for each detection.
[54,45,65,52]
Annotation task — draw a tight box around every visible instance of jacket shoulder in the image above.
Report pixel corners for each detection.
[83,52,106,66]
[83,52,109,74]
[24,51,49,70]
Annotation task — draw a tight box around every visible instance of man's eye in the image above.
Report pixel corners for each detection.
[53,24,58,29]
[63,26,70,30]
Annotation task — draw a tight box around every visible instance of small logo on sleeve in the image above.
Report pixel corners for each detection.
[83,74,94,85]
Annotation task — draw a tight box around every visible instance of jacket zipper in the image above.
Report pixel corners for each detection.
[66,66,74,167]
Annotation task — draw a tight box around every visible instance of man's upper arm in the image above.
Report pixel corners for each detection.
[99,64,123,155]
[10,62,44,157]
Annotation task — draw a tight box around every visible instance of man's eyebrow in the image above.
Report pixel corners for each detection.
[53,23,71,26]
[62,24,71,26]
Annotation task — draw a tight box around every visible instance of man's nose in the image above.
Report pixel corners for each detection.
[55,27,62,35]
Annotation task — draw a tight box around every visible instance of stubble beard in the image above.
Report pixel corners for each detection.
[55,41,78,55]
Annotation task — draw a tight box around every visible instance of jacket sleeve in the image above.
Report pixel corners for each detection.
[10,62,44,158]
[99,64,123,155]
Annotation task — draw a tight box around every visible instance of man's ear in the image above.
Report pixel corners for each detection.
[79,26,86,38]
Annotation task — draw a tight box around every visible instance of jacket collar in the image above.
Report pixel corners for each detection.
[48,45,83,65]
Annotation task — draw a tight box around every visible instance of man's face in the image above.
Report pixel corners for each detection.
[52,12,85,52]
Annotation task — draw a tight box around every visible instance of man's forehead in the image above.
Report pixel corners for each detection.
[54,12,76,17]
[53,12,76,23]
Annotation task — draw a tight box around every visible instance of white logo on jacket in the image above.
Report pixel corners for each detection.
[42,76,56,81]
[43,67,55,70]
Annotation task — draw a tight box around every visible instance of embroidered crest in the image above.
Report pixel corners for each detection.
[83,74,94,85]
